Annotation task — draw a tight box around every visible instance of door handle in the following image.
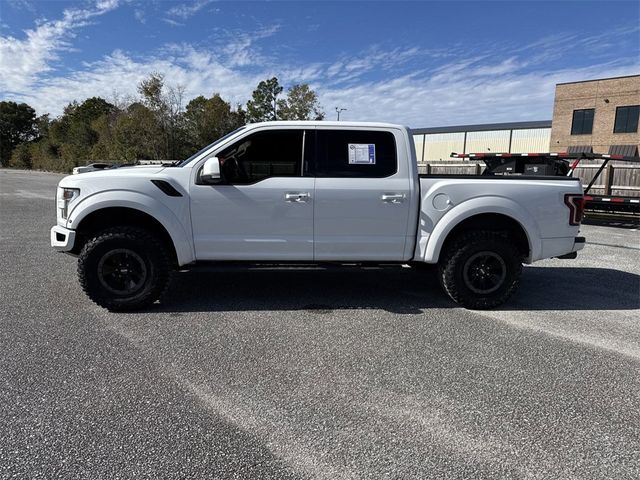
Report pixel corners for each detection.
[285,192,310,203]
[381,193,405,204]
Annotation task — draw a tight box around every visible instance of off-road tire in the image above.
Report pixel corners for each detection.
[438,231,523,309]
[78,226,172,311]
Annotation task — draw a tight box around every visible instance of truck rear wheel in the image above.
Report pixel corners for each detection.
[438,231,522,309]
[78,226,172,311]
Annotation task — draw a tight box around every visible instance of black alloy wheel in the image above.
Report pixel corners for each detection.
[438,230,523,309]
[462,251,507,294]
[78,226,172,311]
[97,248,148,296]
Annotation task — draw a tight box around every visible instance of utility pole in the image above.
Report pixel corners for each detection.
[335,107,347,121]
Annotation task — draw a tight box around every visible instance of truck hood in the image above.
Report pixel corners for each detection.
[59,165,167,188]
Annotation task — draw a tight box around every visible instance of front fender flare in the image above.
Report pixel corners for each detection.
[423,196,542,264]
[67,191,195,266]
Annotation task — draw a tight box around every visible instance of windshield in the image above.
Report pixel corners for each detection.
[177,127,246,167]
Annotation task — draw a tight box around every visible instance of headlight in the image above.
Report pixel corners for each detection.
[57,187,80,219]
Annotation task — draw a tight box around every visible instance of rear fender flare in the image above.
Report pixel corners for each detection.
[423,196,542,263]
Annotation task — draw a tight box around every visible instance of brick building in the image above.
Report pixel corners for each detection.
[549,75,640,156]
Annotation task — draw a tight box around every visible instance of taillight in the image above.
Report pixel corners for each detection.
[564,194,585,226]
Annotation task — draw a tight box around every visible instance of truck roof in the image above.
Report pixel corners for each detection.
[245,120,408,129]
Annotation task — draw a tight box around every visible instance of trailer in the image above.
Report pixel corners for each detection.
[450,151,640,214]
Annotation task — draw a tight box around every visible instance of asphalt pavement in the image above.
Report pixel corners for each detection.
[1,169,639,479]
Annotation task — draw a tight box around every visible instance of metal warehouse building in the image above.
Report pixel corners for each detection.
[411,121,552,162]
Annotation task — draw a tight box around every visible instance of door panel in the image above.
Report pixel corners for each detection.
[190,128,314,261]
[313,129,412,261]
[191,178,314,260]
[314,177,411,260]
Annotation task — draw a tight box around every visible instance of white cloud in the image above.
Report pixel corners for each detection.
[325,46,426,85]
[134,8,146,24]
[0,0,119,93]
[96,0,119,10]
[6,0,36,13]
[469,57,523,77]
[319,63,640,126]
[162,18,184,27]
[166,0,215,20]
[9,46,265,116]
[221,24,280,67]
[314,29,640,125]
[2,11,638,129]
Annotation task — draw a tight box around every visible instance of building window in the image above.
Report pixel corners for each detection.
[613,105,639,133]
[571,109,594,135]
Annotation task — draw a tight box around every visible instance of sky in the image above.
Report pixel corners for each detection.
[0,0,638,128]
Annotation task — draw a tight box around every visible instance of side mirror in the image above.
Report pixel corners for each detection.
[201,157,221,184]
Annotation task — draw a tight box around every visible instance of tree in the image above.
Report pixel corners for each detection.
[246,77,283,122]
[8,143,32,169]
[111,103,166,161]
[246,78,324,122]
[184,94,245,150]
[28,139,60,172]
[138,74,165,112]
[277,84,325,121]
[47,97,116,167]
[137,73,187,159]
[0,101,38,166]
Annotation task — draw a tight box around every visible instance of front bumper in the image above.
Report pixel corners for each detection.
[51,225,76,252]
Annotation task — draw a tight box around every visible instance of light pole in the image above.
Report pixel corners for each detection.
[335,107,347,121]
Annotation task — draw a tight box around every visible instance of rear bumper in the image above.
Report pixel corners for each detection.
[51,225,76,252]
[555,237,585,259]
[538,235,585,260]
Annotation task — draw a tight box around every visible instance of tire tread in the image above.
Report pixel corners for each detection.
[438,230,522,309]
[77,226,172,311]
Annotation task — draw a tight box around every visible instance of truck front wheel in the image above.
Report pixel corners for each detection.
[438,231,522,309]
[78,226,172,311]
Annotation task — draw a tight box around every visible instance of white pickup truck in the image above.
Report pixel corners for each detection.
[51,121,585,310]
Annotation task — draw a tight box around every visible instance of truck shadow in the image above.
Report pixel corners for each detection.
[152,265,639,313]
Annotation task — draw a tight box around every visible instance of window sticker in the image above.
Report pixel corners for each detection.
[348,143,376,164]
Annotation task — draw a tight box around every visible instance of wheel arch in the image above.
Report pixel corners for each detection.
[71,206,189,267]
[423,198,542,264]
[440,213,530,262]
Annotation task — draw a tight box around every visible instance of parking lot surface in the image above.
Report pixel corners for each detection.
[1,169,639,479]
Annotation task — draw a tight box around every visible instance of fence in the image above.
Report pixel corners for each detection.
[418,161,640,198]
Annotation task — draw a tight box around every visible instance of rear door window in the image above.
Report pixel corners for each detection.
[314,130,397,178]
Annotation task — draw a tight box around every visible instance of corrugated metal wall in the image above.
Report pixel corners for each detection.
[465,130,510,153]
[423,132,465,161]
[415,127,552,161]
[511,128,552,152]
